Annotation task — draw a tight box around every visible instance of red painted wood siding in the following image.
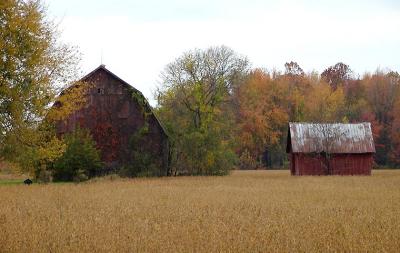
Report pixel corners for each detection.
[290,153,373,175]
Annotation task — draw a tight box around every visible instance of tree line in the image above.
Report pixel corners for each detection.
[156,48,400,173]
[1,0,399,180]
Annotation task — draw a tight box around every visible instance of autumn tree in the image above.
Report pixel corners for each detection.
[0,0,81,173]
[342,79,368,122]
[280,63,312,122]
[304,81,347,123]
[390,99,400,166]
[284,61,304,76]
[236,69,288,168]
[156,46,249,175]
[321,62,352,90]
[363,70,400,166]
[364,71,399,124]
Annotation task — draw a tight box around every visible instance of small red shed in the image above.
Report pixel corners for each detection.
[286,122,375,175]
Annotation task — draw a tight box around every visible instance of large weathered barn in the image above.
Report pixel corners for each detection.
[54,65,169,175]
[286,122,375,175]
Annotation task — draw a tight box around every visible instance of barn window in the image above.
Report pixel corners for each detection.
[97,88,105,94]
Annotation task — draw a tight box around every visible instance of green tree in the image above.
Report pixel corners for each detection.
[119,123,161,177]
[0,0,80,171]
[156,46,248,175]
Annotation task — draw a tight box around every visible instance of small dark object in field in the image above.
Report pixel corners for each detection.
[24,179,33,185]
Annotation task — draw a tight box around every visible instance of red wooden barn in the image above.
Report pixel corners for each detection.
[286,122,375,175]
[54,65,169,175]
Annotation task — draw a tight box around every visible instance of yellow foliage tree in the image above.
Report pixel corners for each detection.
[305,82,347,123]
[0,0,83,175]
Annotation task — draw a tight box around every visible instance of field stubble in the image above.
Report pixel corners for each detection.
[0,170,399,252]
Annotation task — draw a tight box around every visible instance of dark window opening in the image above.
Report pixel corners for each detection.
[97,88,105,94]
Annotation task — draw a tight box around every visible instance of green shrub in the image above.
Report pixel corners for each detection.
[211,149,236,175]
[177,129,235,176]
[119,124,161,177]
[53,127,102,182]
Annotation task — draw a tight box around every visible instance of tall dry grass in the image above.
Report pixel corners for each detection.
[1,170,399,252]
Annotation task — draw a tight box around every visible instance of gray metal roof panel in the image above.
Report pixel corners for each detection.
[288,122,375,153]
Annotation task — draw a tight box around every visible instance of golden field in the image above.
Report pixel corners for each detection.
[1,170,399,253]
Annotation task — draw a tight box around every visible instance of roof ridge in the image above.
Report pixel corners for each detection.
[80,65,141,94]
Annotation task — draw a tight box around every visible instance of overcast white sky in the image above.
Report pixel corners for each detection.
[46,0,400,103]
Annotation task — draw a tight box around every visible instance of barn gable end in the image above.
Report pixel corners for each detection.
[54,65,169,175]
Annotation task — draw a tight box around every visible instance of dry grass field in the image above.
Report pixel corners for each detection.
[1,170,400,252]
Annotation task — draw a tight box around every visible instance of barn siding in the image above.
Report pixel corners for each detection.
[292,153,373,175]
[294,154,326,175]
[330,154,372,175]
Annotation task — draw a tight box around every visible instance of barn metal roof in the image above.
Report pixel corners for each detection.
[287,122,375,154]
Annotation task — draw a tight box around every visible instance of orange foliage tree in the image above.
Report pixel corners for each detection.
[235,69,288,168]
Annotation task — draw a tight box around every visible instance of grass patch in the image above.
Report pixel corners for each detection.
[0,179,24,186]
